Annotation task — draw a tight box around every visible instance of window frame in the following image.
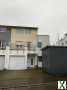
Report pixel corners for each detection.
[37,41,42,48]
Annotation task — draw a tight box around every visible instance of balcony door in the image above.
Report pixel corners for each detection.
[0,41,6,49]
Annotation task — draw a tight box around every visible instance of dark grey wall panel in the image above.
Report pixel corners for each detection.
[0,31,11,41]
[42,46,67,75]
[0,27,11,45]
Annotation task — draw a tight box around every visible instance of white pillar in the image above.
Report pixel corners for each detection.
[34,55,38,66]
[24,46,28,69]
[4,46,10,70]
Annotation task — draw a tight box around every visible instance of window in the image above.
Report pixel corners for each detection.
[0,27,7,32]
[16,45,20,48]
[66,41,67,44]
[16,45,24,49]
[62,43,64,46]
[0,41,1,47]
[0,41,6,49]
[16,29,31,34]
[16,41,25,49]
[38,56,42,62]
[16,42,24,49]
[37,42,42,48]
[27,42,32,50]
[20,45,23,48]
[31,58,33,65]
[25,29,31,34]
[16,29,25,34]
[65,34,67,36]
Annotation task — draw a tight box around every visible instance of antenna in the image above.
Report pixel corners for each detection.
[57,32,60,41]
[56,32,60,45]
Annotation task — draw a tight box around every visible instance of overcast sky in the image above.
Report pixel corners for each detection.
[0,0,67,44]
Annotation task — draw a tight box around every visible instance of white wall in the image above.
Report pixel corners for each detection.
[56,34,67,46]
[37,35,50,47]
[0,46,28,70]
[37,35,49,56]
[0,56,5,70]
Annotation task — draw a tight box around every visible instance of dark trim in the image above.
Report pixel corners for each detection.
[42,45,67,50]
[37,35,49,36]
[0,25,38,30]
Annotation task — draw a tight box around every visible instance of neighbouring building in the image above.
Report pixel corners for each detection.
[0,25,50,70]
[56,33,67,46]
[0,25,38,70]
[42,46,67,75]
[37,35,50,68]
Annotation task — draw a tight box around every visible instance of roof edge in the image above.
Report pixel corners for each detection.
[0,24,38,30]
[37,34,49,36]
[42,45,67,50]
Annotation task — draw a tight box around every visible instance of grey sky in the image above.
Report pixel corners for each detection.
[0,0,67,44]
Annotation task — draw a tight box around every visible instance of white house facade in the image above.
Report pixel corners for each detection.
[56,34,67,46]
[0,46,38,70]
[0,25,50,70]
[37,35,50,68]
